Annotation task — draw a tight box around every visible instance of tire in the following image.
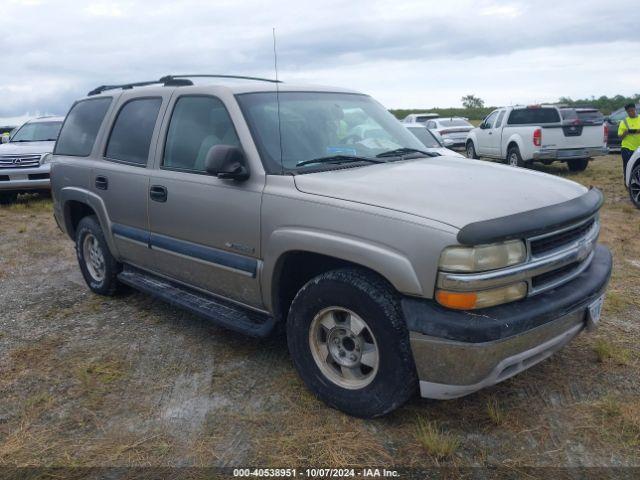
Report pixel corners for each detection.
[567,158,589,172]
[287,268,417,418]
[465,141,478,159]
[629,164,640,208]
[506,146,525,168]
[0,191,18,205]
[75,215,122,296]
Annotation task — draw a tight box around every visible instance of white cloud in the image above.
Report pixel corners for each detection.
[0,0,638,115]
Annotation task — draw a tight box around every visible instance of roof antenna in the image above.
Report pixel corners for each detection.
[273,27,284,175]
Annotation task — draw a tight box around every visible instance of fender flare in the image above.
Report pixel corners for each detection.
[504,134,524,160]
[261,227,424,310]
[60,187,121,257]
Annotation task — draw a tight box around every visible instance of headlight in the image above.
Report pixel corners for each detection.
[436,282,528,310]
[40,153,53,165]
[439,240,526,273]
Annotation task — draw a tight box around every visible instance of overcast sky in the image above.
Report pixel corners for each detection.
[1,0,638,117]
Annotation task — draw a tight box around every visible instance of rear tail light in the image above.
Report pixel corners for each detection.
[533,128,542,147]
[440,129,452,135]
[604,124,608,143]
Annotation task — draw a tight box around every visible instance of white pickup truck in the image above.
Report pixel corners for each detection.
[465,105,608,171]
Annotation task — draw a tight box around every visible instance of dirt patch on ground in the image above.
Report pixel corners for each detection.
[0,155,639,470]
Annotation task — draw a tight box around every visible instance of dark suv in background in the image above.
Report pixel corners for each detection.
[604,106,632,151]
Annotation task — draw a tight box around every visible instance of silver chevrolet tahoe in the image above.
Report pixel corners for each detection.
[0,116,63,203]
[51,75,612,418]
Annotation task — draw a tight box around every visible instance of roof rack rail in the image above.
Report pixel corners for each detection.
[87,77,195,96]
[87,73,281,96]
[159,74,282,84]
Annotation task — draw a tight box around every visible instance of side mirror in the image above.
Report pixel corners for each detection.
[204,145,249,181]
[479,122,488,129]
[1,135,9,144]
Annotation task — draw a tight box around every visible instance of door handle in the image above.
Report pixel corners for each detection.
[149,185,168,202]
[95,176,108,190]
[488,132,493,135]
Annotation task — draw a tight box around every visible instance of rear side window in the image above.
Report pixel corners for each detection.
[163,96,240,172]
[507,108,560,125]
[105,98,162,165]
[55,98,112,156]
[495,111,506,128]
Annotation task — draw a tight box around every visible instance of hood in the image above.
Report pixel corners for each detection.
[293,156,587,229]
[0,141,55,155]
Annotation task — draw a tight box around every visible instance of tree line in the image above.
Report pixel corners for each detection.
[390,94,640,121]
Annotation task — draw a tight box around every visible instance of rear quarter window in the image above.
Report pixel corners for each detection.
[55,98,112,156]
[507,108,561,125]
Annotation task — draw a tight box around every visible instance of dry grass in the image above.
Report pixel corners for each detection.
[486,396,506,426]
[414,417,459,460]
[593,339,632,365]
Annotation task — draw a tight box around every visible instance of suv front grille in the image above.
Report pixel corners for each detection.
[530,218,595,257]
[0,154,42,169]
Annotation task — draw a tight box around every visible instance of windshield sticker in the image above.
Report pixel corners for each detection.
[326,146,357,156]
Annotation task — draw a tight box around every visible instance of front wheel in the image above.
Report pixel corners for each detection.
[466,141,479,159]
[567,158,589,172]
[287,269,417,418]
[629,164,640,208]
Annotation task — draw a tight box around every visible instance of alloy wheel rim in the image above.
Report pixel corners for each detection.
[467,144,474,158]
[631,169,640,205]
[309,307,379,390]
[509,153,519,166]
[82,233,105,282]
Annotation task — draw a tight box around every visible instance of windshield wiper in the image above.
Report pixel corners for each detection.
[296,155,385,167]
[376,148,439,158]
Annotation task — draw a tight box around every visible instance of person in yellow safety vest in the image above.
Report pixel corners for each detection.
[618,103,640,180]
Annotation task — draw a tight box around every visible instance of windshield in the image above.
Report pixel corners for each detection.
[236,92,426,173]
[407,126,442,148]
[437,119,472,127]
[11,121,62,142]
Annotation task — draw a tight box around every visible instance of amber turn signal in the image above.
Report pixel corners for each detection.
[435,290,478,310]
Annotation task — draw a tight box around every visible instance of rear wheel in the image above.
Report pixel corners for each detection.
[567,158,589,172]
[76,215,122,296]
[287,268,417,418]
[0,191,18,205]
[466,141,478,159]
[507,146,525,167]
[629,164,640,208]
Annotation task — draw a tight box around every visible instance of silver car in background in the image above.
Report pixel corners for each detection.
[0,116,64,203]
[424,117,474,149]
[405,124,464,157]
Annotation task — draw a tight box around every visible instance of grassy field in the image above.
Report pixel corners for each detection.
[0,155,638,475]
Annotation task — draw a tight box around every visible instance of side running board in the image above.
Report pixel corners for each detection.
[117,266,275,338]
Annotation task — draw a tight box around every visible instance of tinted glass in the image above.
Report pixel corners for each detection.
[577,110,604,124]
[484,111,499,128]
[610,109,628,122]
[163,96,240,172]
[10,121,62,142]
[407,126,441,148]
[55,98,112,156]
[236,92,425,174]
[416,115,436,123]
[437,119,472,127]
[106,98,162,165]
[508,108,560,125]
[560,108,578,121]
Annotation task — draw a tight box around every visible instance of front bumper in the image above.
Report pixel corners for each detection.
[533,146,608,161]
[0,164,50,191]
[405,244,612,399]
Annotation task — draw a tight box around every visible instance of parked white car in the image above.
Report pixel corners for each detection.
[422,117,474,149]
[404,124,464,157]
[465,106,608,171]
[0,116,64,203]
